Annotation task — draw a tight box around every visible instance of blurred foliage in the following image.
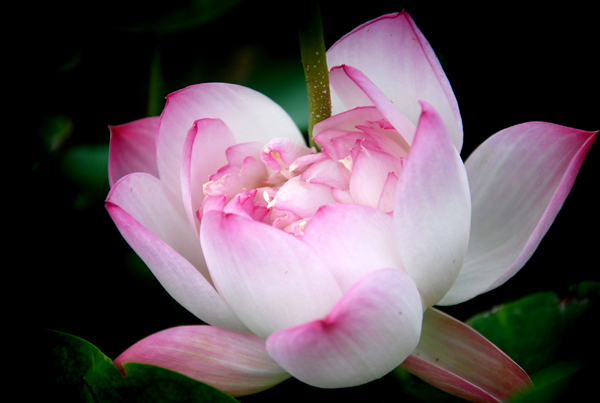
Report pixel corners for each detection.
[118,0,243,33]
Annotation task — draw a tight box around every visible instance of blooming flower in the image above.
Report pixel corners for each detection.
[106,12,596,402]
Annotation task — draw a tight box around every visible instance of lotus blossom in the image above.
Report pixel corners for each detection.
[106,11,596,402]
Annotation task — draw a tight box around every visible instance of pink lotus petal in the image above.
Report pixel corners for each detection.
[440,123,597,305]
[200,211,343,339]
[378,172,399,213]
[260,138,312,172]
[288,152,329,172]
[329,65,417,145]
[312,106,384,138]
[327,12,463,151]
[181,118,235,233]
[302,204,404,293]
[301,158,349,189]
[114,325,289,397]
[108,117,160,187]
[270,176,337,218]
[203,156,267,201]
[349,139,403,208]
[106,175,248,333]
[401,308,532,403]
[331,187,354,204]
[266,268,422,388]
[157,84,303,201]
[394,102,470,307]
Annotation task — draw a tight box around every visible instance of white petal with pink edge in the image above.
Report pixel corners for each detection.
[157,83,304,201]
[329,65,416,145]
[265,268,422,388]
[394,102,470,308]
[401,308,532,403]
[327,11,462,152]
[114,325,290,397]
[108,116,160,187]
[302,204,404,294]
[440,123,597,305]
[106,175,248,333]
[200,211,343,339]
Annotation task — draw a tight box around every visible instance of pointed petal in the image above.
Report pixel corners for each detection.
[378,172,399,213]
[266,268,422,388]
[302,204,404,293]
[200,211,343,339]
[157,83,304,201]
[181,118,235,233]
[108,117,160,187]
[327,12,463,151]
[106,173,248,333]
[394,102,470,307]
[329,65,416,145]
[114,326,290,397]
[440,123,597,305]
[401,308,532,403]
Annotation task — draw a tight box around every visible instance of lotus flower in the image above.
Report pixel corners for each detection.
[106,11,596,402]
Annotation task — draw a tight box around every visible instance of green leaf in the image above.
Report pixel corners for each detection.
[41,330,239,403]
[466,282,598,374]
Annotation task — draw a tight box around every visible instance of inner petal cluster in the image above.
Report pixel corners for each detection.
[198,111,410,236]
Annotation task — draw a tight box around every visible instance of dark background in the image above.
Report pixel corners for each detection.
[17,0,597,401]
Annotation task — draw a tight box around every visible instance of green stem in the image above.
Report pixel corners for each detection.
[298,2,331,150]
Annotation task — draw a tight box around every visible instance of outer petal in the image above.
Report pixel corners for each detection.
[106,173,249,333]
[181,118,235,233]
[329,65,416,145]
[108,116,160,187]
[327,11,463,151]
[302,204,404,293]
[157,83,304,200]
[200,211,343,339]
[401,308,532,403]
[114,326,290,397]
[394,102,470,307]
[440,123,597,305]
[266,268,422,388]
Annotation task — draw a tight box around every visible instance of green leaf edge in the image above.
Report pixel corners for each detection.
[44,329,239,403]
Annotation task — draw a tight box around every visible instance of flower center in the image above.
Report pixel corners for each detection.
[199,115,409,236]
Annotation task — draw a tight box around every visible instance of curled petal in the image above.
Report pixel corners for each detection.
[329,65,416,145]
[440,123,597,305]
[266,269,422,388]
[394,102,470,307]
[401,308,532,403]
[327,11,463,151]
[114,326,290,397]
[108,117,160,186]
